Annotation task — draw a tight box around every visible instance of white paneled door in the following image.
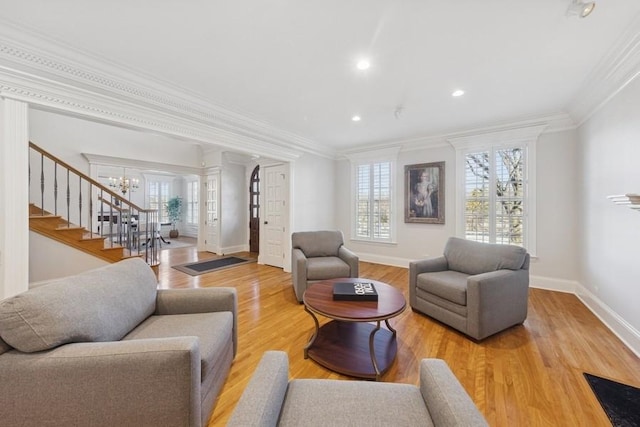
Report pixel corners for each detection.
[261,164,287,268]
[204,173,219,253]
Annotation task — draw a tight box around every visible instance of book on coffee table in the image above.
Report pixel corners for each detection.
[332,282,378,301]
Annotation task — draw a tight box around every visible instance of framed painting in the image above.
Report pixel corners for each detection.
[404,162,445,224]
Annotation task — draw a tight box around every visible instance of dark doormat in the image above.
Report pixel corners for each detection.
[584,372,640,427]
[172,256,255,276]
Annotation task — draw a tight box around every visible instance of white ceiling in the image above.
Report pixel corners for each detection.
[1,1,640,153]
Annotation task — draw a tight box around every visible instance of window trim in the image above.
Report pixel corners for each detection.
[347,147,400,244]
[449,125,542,255]
[185,179,199,226]
[146,176,172,224]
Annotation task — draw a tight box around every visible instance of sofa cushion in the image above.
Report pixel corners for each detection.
[444,237,527,275]
[123,312,233,376]
[0,336,11,355]
[0,258,157,353]
[293,230,343,257]
[279,379,434,427]
[417,270,469,306]
[306,257,351,280]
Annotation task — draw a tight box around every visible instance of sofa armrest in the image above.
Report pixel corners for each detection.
[155,287,238,355]
[419,358,488,426]
[291,248,308,302]
[466,269,529,340]
[227,351,290,427]
[0,338,201,427]
[409,256,448,307]
[410,256,448,279]
[338,245,359,278]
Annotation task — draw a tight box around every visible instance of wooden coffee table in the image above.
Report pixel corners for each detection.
[303,278,406,381]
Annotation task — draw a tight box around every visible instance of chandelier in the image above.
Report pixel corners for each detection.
[109,170,139,195]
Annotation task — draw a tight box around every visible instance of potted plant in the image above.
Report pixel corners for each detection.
[165,196,183,238]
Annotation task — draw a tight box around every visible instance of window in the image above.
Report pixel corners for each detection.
[464,147,526,245]
[148,181,170,223]
[186,181,199,225]
[452,125,541,253]
[354,161,393,242]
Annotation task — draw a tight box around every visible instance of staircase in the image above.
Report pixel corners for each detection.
[29,204,129,263]
[28,142,160,267]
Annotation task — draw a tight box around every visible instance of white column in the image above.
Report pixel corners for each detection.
[0,97,29,299]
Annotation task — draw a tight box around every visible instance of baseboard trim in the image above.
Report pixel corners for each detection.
[219,244,249,256]
[356,257,640,357]
[529,275,640,357]
[358,253,409,268]
[529,275,577,293]
[575,283,640,358]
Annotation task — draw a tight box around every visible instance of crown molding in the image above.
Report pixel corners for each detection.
[342,146,402,162]
[447,124,547,150]
[223,151,260,166]
[82,153,202,176]
[0,19,335,161]
[568,14,640,125]
[337,111,574,157]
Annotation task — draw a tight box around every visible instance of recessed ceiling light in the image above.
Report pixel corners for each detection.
[356,59,370,70]
[452,89,465,97]
[352,115,361,122]
[567,0,596,18]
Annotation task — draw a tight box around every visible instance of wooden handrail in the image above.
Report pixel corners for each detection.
[97,196,155,215]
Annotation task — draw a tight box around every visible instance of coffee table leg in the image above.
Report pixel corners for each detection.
[369,320,382,381]
[303,306,320,359]
[385,319,397,336]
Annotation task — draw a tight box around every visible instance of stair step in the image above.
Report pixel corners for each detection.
[29,214,61,221]
[100,246,127,262]
[54,226,87,239]
[29,202,157,266]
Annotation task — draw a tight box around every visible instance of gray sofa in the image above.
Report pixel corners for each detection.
[0,258,237,427]
[291,230,359,302]
[410,237,530,340]
[228,351,488,426]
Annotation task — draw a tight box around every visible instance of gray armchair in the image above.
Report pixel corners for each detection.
[291,230,359,302]
[0,258,237,427]
[228,351,488,426]
[409,237,530,340]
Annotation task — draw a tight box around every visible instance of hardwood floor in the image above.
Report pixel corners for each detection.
[156,246,640,426]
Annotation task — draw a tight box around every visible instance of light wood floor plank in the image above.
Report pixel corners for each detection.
[155,244,640,426]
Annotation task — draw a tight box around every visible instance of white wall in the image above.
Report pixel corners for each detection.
[335,132,581,283]
[291,153,336,231]
[578,75,640,349]
[29,232,108,283]
[336,144,456,265]
[30,109,203,170]
[220,161,248,253]
[534,130,580,281]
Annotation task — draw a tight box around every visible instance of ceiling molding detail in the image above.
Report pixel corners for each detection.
[223,151,259,166]
[568,15,640,125]
[0,23,334,161]
[343,146,402,162]
[338,112,573,157]
[82,153,202,176]
[447,124,547,151]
